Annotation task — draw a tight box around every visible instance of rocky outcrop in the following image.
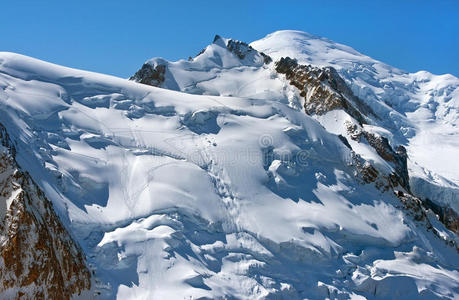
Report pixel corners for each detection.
[346,121,459,234]
[130,62,166,87]
[225,37,272,64]
[275,57,376,124]
[396,191,458,251]
[352,155,380,185]
[274,56,410,191]
[423,198,459,233]
[346,121,410,192]
[194,35,272,64]
[274,56,459,236]
[273,55,459,236]
[0,124,91,299]
[275,53,457,235]
[131,35,272,88]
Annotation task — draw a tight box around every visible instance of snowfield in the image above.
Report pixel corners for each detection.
[0,30,458,299]
[251,30,459,212]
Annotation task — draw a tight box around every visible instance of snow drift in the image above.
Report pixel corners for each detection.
[0,30,458,299]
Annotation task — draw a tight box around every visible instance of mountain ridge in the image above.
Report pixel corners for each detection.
[0,30,458,299]
[131,30,459,217]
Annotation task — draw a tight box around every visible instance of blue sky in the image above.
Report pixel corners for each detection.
[1,1,458,77]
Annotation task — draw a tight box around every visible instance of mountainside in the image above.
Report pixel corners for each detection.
[0,30,458,299]
[132,30,459,226]
[251,31,459,212]
[0,124,91,299]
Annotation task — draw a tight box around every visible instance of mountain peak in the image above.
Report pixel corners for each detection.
[211,34,228,48]
[212,34,222,43]
[1,30,458,299]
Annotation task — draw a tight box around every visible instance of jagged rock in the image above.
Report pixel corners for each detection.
[0,125,91,299]
[275,57,375,124]
[274,55,411,192]
[131,35,272,90]
[130,63,166,87]
[274,55,459,241]
[361,161,380,184]
[346,119,459,233]
[350,152,382,187]
[424,198,459,233]
[195,35,272,64]
[225,38,272,64]
[346,121,410,192]
[442,207,459,233]
[395,192,458,251]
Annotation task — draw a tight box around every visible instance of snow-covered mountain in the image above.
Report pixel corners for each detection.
[0,30,458,299]
[0,123,91,299]
[252,31,459,213]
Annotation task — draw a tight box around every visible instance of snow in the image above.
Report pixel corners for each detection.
[138,36,302,110]
[0,29,458,300]
[252,30,459,211]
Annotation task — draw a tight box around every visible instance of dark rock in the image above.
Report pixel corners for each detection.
[275,57,377,124]
[424,198,459,233]
[346,122,410,192]
[338,134,352,149]
[396,192,458,251]
[130,63,166,87]
[225,39,272,64]
[213,34,222,43]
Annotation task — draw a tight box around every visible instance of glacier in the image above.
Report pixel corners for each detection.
[0,30,458,299]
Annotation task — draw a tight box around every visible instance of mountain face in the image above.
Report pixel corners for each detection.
[0,30,458,299]
[0,124,91,299]
[132,31,459,229]
[251,31,459,213]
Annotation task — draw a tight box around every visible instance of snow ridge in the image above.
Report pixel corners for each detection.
[0,29,457,299]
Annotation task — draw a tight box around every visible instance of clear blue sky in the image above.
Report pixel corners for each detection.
[1,1,458,78]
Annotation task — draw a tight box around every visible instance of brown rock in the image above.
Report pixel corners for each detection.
[0,124,91,299]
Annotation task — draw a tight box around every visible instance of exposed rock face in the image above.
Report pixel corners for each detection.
[276,57,459,232]
[274,55,459,237]
[396,192,458,251]
[274,55,459,235]
[346,121,410,192]
[131,35,272,89]
[0,125,91,299]
[225,37,272,64]
[130,62,166,87]
[440,207,459,233]
[274,56,410,192]
[195,34,272,64]
[345,121,459,234]
[275,57,375,124]
[352,154,380,185]
[424,198,459,233]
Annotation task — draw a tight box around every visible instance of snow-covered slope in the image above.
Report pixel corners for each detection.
[132,30,459,218]
[0,29,458,299]
[129,35,302,109]
[251,30,459,213]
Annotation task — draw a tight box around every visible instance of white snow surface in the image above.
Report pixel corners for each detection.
[251,30,459,211]
[143,35,302,109]
[0,29,458,299]
[140,31,459,212]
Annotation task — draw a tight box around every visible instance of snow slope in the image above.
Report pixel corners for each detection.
[132,31,459,213]
[0,31,458,299]
[131,35,302,110]
[251,30,459,212]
